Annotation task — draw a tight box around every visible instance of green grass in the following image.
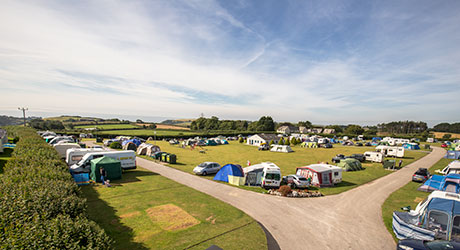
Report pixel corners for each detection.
[81,167,267,250]
[0,148,13,175]
[144,141,428,195]
[75,124,141,130]
[381,157,454,242]
[99,129,201,136]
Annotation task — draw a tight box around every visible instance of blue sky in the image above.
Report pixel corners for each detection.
[0,0,459,126]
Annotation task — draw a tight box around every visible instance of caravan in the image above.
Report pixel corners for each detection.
[66,148,107,166]
[53,142,81,159]
[70,150,136,173]
[376,145,405,158]
[364,151,384,163]
[243,162,282,189]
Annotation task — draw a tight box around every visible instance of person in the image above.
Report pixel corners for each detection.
[398,160,403,168]
[100,167,107,186]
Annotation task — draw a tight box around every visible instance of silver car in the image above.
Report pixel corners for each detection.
[193,162,221,176]
[284,174,310,189]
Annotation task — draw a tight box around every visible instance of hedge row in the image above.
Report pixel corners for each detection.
[0,127,112,249]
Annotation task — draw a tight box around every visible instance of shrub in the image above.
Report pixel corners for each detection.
[269,140,274,145]
[443,134,452,139]
[0,127,111,249]
[278,185,292,196]
[238,137,244,143]
[109,141,122,149]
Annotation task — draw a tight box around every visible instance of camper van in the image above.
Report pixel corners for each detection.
[53,142,81,159]
[375,145,405,158]
[70,150,136,173]
[364,151,384,163]
[243,162,282,189]
[66,148,108,165]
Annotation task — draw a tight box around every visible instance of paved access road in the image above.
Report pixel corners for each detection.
[117,143,445,249]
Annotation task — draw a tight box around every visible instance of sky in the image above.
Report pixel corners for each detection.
[0,0,459,126]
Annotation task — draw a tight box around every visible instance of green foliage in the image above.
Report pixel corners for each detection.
[29,118,65,130]
[345,125,364,135]
[285,138,291,145]
[290,137,297,145]
[443,133,452,139]
[298,121,312,128]
[378,121,428,134]
[109,141,122,149]
[0,127,111,249]
[239,137,244,143]
[269,140,275,146]
[192,117,249,131]
[278,137,284,145]
[148,123,157,129]
[296,138,302,144]
[326,125,343,133]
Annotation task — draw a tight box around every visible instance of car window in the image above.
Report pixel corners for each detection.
[451,216,460,242]
[427,210,449,240]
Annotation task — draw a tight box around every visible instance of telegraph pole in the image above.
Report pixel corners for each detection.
[18,107,28,126]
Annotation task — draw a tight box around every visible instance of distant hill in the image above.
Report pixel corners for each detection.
[160,119,195,128]
[0,115,36,126]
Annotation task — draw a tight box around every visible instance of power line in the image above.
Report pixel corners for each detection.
[18,107,28,126]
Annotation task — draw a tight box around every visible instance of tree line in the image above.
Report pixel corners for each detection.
[377,121,428,134]
[432,123,460,134]
[191,116,276,131]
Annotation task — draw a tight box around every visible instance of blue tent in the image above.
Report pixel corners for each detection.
[221,139,229,145]
[372,137,382,141]
[445,151,460,159]
[403,143,420,150]
[418,174,460,193]
[213,164,244,182]
[122,139,142,147]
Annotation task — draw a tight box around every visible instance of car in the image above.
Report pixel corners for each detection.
[355,142,363,147]
[193,162,221,176]
[441,143,448,148]
[281,175,310,189]
[332,154,346,163]
[397,239,460,250]
[346,154,365,162]
[412,168,430,182]
[258,144,270,151]
[321,143,333,148]
[364,142,372,146]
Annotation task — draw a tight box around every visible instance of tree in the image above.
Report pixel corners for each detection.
[326,125,343,133]
[148,124,157,129]
[257,116,275,131]
[239,137,244,143]
[345,125,364,135]
[136,119,143,123]
[298,121,312,128]
[443,134,452,139]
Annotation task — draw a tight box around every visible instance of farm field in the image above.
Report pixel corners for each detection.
[81,167,267,250]
[155,124,191,130]
[100,129,206,136]
[381,157,454,242]
[433,132,460,139]
[146,141,428,195]
[75,124,140,129]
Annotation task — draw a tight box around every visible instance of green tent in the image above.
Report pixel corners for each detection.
[337,158,363,171]
[90,156,122,182]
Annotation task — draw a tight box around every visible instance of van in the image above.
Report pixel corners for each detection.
[70,150,136,173]
[53,142,81,159]
[364,151,384,163]
[243,162,281,189]
[66,148,107,166]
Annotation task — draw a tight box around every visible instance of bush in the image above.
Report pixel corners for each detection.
[443,134,452,139]
[238,137,244,143]
[269,140,274,146]
[0,127,112,249]
[278,185,292,197]
[109,141,122,149]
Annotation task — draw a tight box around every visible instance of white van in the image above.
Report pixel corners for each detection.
[70,150,136,173]
[66,148,107,166]
[364,151,384,163]
[53,142,81,159]
[243,162,281,189]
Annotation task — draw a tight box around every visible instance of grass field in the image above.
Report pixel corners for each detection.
[0,148,13,175]
[81,167,267,250]
[100,129,203,136]
[146,141,428,195]
[381,157,454,242]
[75,124,141,130]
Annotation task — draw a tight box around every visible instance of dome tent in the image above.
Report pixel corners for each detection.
[337,158,363,171]
[213,164,244,183]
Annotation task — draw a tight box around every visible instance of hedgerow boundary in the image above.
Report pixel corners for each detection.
[0,127,112,249]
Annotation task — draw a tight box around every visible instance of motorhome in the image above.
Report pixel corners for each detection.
[53,142,81,159]
[382,137,410,146]
[364,151,384,163]
[66,148,107,166]
[70,150,136,173]
[49,136,74,145]
[376,145,405,158]
[243,162,282,189]
[436,161,460,175]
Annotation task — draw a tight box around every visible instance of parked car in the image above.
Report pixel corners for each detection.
[281,175,310,189]
[355,142,363,147]
[193,162,221,176]
[332,154,346,163]
[322,143,333,148]
[258,144,270,151]
[412,168,430,182]
[397,239,460,250]
[346,154,365,162]
[364,142,372,147]
[441,143,448,148]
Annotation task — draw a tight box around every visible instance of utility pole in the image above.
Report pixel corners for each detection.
[18,107,28,126]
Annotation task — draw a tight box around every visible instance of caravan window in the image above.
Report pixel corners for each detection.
[334,172,339,177]
[427,210,449,240]
[451,216,460,242]
[71,155,83,162]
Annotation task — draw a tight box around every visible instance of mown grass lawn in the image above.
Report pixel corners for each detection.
[0,148,13,175]
[81,167,267,250]
[145,141,428,195]
[75,124,141,130]
[381,157,454,242]
[99,129,199,136]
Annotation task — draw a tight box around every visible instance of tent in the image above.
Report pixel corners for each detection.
[123,142,138,151]
[445,151,460,159]
[337,158,363,171]
[146,145,161,156]
[90,156,122,182]
[270,145,294,153]
[122,138,142,147]
[221,139,229,145]
[418,174,460,193]
[372,137,382,141]
[206,140,218,146]
[403,143,420,150]
[213,164,244,183]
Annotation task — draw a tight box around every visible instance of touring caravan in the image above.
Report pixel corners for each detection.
[376,145,405,158]
[66,148,107,166]
[243,162,282,189]
[364,151,384,163]
[296,164,342,187]
[70,150,136,173]
[53,142,81,159]
[435,161,460,175]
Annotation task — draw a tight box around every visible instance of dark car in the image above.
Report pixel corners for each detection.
[364,142,372,147]
[322,143,333,148]
[258,144,270,151]
[412,168,430,182]
[346,154,365,162]
[397,239,460,250]
[332,154,345,163]
[355,142,363,147]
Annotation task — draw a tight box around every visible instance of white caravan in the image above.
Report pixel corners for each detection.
[66,148,107,166]
[70,150,136,173]
[364,151,384,163]
[376,145,405,158]
[243,162,282,189]
[53,142,81,159]
[435,161,460,175]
